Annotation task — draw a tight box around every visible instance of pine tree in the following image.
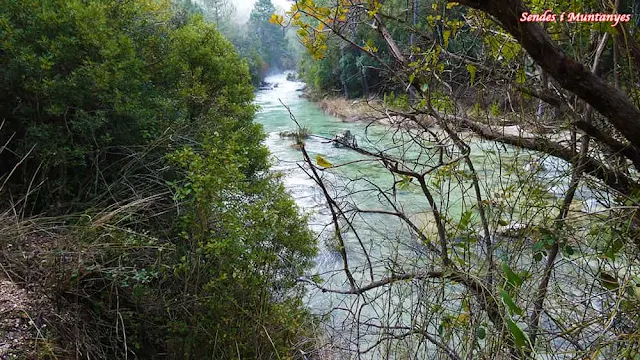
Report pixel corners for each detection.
[249,0,288,71]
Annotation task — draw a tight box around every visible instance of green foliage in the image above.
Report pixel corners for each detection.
[466,64,477,85]
[506,318,528,349]
[500,289,523,316]
[340,52,363,98]
[164,134,317,358]
[489,102,500,116]
[0,0,317,358]
[432,92,456,113]
[299,37,342,94]
[211,0,298,86]
[383,92,411,110]
[0,0,257,210]
[249,0,290,71]
[502,263,523,288]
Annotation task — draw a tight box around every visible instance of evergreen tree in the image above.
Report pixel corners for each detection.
[249,0,288,71]
[201,0,234,31]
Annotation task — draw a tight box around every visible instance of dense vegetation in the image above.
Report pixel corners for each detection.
[3,0,640,358]
[0,0,316,358]
[297,0,640,101]
[176,0,297,86]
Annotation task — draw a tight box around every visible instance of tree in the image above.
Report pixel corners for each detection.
[283,0,640,358]
[249,0,290,71]
[200,0,235,30]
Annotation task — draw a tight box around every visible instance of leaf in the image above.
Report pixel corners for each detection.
[500,289,523,315]
[506,318,527,348]
[599,272,619,290]
[502,264,523,288]
[269,14,284,25]
[443,30,451,48]
[516,67,526,84]
[455,312,469,324]
[466,64,477,85]
[458,211,472,230]
[532,240,545,253]
[315,155,333,168]
[545,235,555,247]
[476,326,486,340]
[398,175,412,190]
[563,245,574,256]
[605,238,624,260]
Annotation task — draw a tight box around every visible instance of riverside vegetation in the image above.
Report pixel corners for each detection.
[0,0,317,358]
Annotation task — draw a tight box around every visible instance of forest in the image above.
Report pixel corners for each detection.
[0,0,639,359]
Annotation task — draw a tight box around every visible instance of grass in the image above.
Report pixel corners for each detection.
[0,125,328,359]
[280,126,311,149]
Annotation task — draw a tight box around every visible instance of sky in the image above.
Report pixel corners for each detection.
[231,0,293,23]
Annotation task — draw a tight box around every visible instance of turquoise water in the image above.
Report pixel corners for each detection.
[253,73,610,358]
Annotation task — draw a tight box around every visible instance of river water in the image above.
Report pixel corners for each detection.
[253,73,617,359]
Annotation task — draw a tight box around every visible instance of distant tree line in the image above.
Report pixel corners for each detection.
[174,0,297,85]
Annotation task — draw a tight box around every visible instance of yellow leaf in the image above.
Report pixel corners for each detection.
[269,14,284,25]
[455,312,469,324]
[316,155,333,168]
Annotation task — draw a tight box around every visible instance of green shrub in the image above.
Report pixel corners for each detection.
[0,1,318,358]
[164,131,317,357]
[0,0,259,211]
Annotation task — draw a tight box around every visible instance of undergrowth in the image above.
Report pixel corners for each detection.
[0,0,322,358]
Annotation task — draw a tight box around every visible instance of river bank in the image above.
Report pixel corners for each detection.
[303,90,437,128]
[303,89,582,155]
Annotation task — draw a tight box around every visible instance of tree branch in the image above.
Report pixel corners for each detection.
[455,0,640,152]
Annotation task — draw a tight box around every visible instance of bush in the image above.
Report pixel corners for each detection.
[0,0,258,212]
[164,133,317,357]
[0,1,318,358]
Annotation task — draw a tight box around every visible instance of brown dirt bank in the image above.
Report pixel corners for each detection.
[307,92,565,142]
[313,95,437,129]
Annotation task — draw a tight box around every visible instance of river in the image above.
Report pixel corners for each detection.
[253,73,620,359]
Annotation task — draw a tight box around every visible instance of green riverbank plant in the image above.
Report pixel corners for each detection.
[0,0,318,358]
